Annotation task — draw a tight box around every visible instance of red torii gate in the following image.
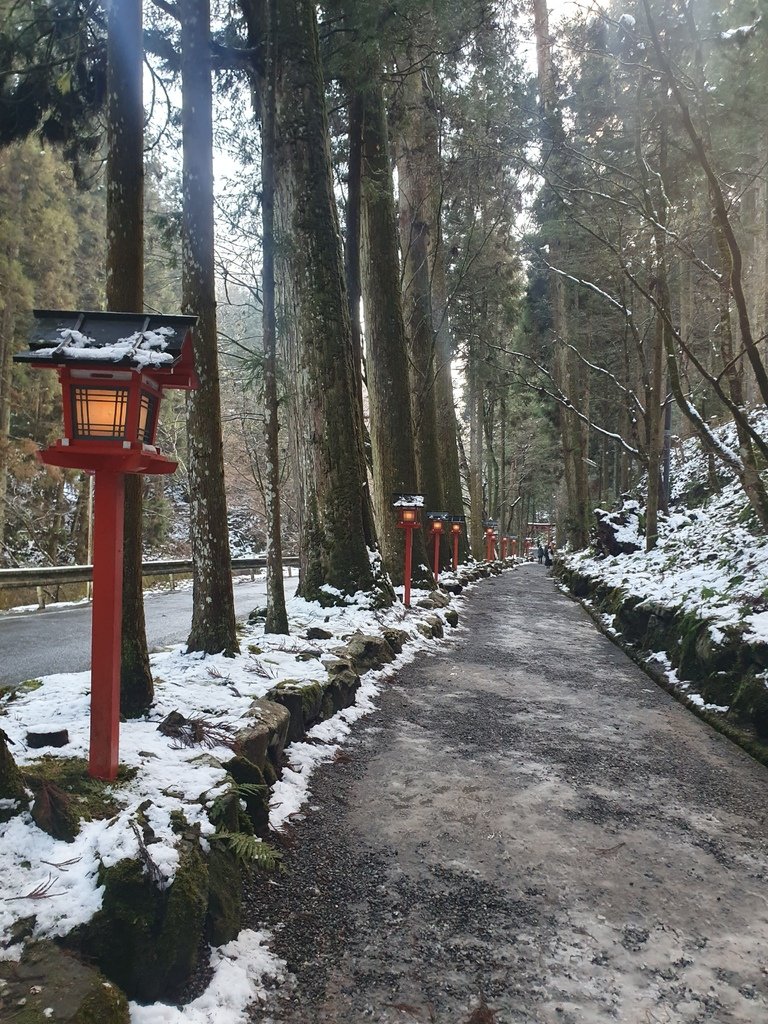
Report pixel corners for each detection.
[528,522,555,545]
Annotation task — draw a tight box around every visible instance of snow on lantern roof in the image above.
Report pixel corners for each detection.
[14,309,199,382]
[392,493,425,508]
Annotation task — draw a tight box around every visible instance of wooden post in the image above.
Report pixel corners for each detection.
[89,471,125,780]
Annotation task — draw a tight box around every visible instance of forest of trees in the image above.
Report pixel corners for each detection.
[1,0,766,637]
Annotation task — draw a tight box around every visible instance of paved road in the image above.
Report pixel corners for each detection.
[0,574,290,686]
[245,565,768,1024]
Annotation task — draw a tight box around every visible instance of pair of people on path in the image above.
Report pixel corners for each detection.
[537,542,553,567]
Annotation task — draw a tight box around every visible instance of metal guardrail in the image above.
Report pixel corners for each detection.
[0,556,299,591]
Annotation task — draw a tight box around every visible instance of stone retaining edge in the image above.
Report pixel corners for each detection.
[555,564,768,770]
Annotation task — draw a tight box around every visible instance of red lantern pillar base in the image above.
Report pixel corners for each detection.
[432,531,441,582]
[452,534,459,571]
[89,471,125,780]
[403,527,414,608]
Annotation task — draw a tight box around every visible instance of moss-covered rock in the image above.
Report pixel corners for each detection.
[74,831,209,1003]
[222,754,270,836]
[205,843,242,946]
[424,615,444,639]
[235,698,290,774]
[0,942,129,1024]
[381,627,410,655]
[443,609,459,628]
[337,633,394,674]
[732,672,768,738]
[322,673,360,719]
[676,611,706,677]
[267,680,324,742]
[156,834,209,993]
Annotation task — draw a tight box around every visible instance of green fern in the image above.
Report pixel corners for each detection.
[208,781,268,825]
[234,782,268,799]
[210,831,282,869]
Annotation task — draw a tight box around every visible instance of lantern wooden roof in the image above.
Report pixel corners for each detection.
[14,309,198,388]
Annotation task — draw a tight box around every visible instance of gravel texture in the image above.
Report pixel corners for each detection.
[244,566,768,1023]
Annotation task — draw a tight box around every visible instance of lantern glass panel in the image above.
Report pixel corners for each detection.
[72,385,129,440]
[139,391,159,444]
[401,509,417,523]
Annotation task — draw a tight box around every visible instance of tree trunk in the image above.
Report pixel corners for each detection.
[428,185,467,559]
[268,0,389,604]
[358,67,432,587]
[533,0,589,549]
[0,279,15,556]
[259,0,289,634]
[468,327,484,559]
[105,0,153,718]
[180,0,239,656]
[393,46,444,517]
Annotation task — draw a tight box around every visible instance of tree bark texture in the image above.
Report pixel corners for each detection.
[180,0,239,655]
[431,245,468,558]
[393,47,445,519]
[468,329,485,559]
[358,69,433,587]
[270,0,387,604]
[259,0,289,634]
[0,275,15,553]
[105,0,153,717]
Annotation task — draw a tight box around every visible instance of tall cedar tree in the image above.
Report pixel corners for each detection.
[179,0,239,655]
[242,0,390,605]
[105,0,153,717]
[532,0,590,549]
[393,42,445,524]
[338,6,433,587]
[259,0,289,633]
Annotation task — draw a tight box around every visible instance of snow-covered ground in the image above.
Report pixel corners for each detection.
[563,412,768,708]
[0,573,472,1022]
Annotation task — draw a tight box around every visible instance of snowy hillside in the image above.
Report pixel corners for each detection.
[567,413,768,646]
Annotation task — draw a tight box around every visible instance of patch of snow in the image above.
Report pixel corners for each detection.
[129,929,286,1024]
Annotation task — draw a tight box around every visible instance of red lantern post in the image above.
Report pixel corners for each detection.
[427,515,447,582]
[501,535,508,560]
[394,494,423,608]
[511,537,518,557]
[449,516,465,571]
[15,310,198,780]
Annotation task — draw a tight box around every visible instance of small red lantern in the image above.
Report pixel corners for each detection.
[427,514,448,582]
[15,310,198,780]
[449,515,465,570]
[393,493,423,608]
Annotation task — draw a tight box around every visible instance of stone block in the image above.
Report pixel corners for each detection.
[0,941,130,1024]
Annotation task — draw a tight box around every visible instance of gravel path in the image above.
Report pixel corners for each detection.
[245,566,768,1023]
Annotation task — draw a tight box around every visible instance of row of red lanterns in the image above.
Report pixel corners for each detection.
[394,495,472,607]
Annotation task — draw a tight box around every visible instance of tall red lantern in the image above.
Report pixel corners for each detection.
[15,310,198,780]
[426,514,448,582]
[393,493,423,608]
[449,515,466,570]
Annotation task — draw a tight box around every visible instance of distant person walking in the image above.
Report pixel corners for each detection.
[537,543,544,564]
[544,546,552,567]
